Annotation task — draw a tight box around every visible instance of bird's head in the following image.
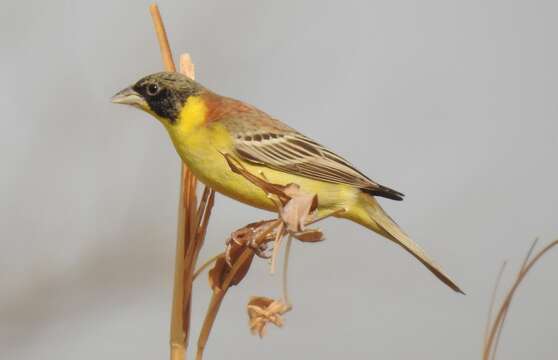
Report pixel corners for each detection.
[111,72,203,125]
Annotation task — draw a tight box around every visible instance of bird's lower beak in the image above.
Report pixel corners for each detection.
[111,87,147,108]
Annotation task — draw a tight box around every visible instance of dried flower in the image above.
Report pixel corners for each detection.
[280,183,318,233]
[247,296,292,338]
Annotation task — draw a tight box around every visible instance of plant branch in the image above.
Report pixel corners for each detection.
[149,4,175,72]
[193,253,223,281]
[282,235,293,305]
[149,4,216,360]
[483,239,558,360]
[483,261,507,351]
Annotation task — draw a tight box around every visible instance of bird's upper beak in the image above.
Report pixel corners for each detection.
[111,87,147,108]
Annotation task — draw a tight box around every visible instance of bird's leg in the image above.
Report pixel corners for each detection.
[225,226,272,266]
[251,242,272,260]
[246,223,277,259]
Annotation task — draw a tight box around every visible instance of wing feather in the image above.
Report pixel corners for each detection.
[234,131,404,201]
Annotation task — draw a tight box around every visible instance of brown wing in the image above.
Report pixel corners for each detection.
[233,129,404,201]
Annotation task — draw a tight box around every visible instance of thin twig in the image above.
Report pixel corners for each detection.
[282,235,294,305]
[149,4,175,72]
[270,222,285,274]
[149,4,187,359]
[180,54,196,79]
[483,261,507,350]
[149,4,217,360]
[483,239,558,360]
[490,238,539,360]
[193,253,223,281]
[520,238,539,272]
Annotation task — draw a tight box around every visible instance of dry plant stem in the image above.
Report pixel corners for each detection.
[149,5,186,357]
[180,53,196,79]
[490,239,538,360]
[196,220,282,360]
[149,4,216,360]
[149,4,176,72]
[282,235,294,305]
[483,261,507,350]
[181,172,198,323]
[193,253,223,281]
[195,290,225,360]
[482,239,558,360]
[270,222,285,274]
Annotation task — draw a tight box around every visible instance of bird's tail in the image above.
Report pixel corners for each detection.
[348,193,464,294]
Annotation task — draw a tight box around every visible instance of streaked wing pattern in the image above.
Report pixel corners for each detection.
[233,131,404,200]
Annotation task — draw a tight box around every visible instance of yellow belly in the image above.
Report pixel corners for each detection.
[166,122,359,214]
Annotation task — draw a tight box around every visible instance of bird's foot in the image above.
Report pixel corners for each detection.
[225,226,272,267]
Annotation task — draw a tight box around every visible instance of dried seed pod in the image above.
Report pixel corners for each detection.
[247,296,291,338]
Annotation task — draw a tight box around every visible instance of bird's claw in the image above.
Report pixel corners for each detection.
[225,226,273,266]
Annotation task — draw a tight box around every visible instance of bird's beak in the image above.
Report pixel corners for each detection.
[111,87,147,109]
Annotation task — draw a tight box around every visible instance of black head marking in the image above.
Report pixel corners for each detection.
[133,72,203,123]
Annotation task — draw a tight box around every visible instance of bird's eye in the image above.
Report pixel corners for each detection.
[146,83,160,96]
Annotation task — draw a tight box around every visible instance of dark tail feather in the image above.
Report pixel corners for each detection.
[362,184,405,201]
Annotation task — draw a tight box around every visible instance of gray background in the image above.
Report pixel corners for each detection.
[1,0,557,359]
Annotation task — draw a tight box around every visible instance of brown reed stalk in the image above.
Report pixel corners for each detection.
[149,4,175,72]
[483,239,558,360]
[196,220,283,360]
[149,4,215,360]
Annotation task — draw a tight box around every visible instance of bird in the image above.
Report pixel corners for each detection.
[112,71,463,293]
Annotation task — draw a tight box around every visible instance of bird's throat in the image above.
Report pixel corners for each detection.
[173,95,208,136]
